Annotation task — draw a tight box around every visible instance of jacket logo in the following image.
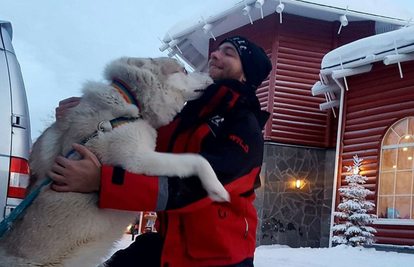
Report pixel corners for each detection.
[229,135,249,153]
[210,115,224,127]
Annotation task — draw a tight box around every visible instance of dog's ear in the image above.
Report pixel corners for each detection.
[105,57,152,82]
[160,59,182,76]
[126,58,147,68]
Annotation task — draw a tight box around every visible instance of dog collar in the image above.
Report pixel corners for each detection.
[110,78,142,111]
[102,117,141,130]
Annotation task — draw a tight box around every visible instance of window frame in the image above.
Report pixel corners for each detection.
[376,117,414,224]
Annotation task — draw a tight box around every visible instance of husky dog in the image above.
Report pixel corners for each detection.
[0,57,229,267]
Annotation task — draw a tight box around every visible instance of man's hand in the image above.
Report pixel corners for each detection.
[49,144,102,193]
[55,97,82,120]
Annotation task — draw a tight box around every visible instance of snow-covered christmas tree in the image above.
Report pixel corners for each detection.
[332,155,377,246]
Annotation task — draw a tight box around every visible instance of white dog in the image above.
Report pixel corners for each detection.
[0,57,229,267]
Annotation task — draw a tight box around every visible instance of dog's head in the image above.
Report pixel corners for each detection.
[105,57,212,100]
[155,58,213,102]
[104,57,213,128]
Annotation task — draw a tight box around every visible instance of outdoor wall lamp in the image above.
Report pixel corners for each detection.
[295,179,306,189]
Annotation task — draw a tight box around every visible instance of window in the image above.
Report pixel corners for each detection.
[378,117,414,221]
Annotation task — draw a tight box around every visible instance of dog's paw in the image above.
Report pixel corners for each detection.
[208,187,230,202]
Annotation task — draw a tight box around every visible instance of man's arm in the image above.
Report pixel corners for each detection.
[49,97,266,213]
[98,110,265,213]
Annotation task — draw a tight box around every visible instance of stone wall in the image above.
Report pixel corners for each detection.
[254,143,335,248]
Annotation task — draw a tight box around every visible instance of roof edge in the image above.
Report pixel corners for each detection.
[0,20,13,40]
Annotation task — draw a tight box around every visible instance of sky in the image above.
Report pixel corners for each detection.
[113,233,414,267]
[1,0,414,140]
[0,0,227,139]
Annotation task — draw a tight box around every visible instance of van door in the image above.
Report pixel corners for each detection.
[0,21,13,220]
[0,21,31,219]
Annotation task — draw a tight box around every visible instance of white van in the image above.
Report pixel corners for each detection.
[0,20,31,220]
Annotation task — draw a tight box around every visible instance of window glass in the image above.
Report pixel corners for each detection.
[381,149,397,171]
[397,147,414,170]
[383,130,400,146]
[393,119,408,137]
[400,135,413,145]
[409,118,414,136]
[395,171,412,195]
[395,196,410,219]
[378,196,393,218]
[379,172,394,195]
[378,117,414,221]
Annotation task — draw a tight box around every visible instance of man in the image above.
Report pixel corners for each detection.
[51,36,272,267]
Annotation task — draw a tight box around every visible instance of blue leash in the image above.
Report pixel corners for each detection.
[0,177,52,238]
[0,147,79,239]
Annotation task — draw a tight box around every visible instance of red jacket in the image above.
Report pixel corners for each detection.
[99,80,269,267]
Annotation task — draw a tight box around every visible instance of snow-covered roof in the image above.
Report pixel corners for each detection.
[160,0,413,72]
[321,26,414,70]
[312,25,414,111]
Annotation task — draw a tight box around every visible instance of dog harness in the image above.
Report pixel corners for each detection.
[0,79,141,239]
[66,79,142,155]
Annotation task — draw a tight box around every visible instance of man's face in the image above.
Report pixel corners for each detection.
[208,42,246,82]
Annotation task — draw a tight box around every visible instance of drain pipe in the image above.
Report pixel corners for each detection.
[319,65,371,247]
[328,77,346,248]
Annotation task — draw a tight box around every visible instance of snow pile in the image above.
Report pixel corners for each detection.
[254,244,414,267]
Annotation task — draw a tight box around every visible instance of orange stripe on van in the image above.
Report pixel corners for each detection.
[10,158,30,175]
[8,187,25,198]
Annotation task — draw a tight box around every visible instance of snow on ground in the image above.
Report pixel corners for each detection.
[110,234,414,267]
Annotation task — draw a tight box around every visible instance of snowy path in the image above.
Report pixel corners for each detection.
[110,234,414,267]
[254,244,414,267]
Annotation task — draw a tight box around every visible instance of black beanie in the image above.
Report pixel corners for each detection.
[219,36,272,89]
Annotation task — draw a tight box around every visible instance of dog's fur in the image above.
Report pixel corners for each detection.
[0,57,229,267]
